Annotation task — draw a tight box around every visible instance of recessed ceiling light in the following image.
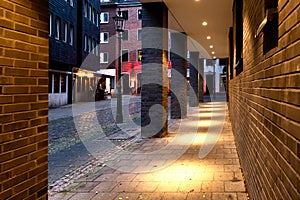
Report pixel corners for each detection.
[213,56,217,59]
[206,36,211,40]
[202,21,208,26]
[212,51,215,55]
[195,0,200,2]
[209,45,214,48]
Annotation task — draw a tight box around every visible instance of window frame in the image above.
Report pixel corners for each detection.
[100,12,109,23]
[100,32,109,43]
[55,17,60,40]
[100,52,109,63]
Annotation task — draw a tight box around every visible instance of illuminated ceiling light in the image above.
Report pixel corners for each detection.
[212,51,215,54]
[209,45,214,48]
[195,0,201,2]
[206,36,211,40]
[213,56,217,59]
[202,21,208,26]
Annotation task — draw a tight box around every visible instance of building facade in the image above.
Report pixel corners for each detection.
[99,0,142,95]
[49,0,101,107]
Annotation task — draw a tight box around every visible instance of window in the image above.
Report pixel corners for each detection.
[100,12,109,23]
[121,10,128,20]
[70,0,73,7]
[137,50,142,61]
[88,37,92,52]
[84,1,88,18]
[84,35,88,51]
[92,9,95,24]
[92,39,95,54]
[63,22,68,43]
[138,9,142,20]
[233,0,243,75]
[55,17,60,40]
[54,73,60,93]
[89,5,92,21]
[93,9,97,24]
[61,74,66,93]
[263,0,278,54]
[122,50,129,62]
[100,52,108,63]
[122,30,129,41]
[96,12,99,27]
[100,32,109,43]
[95,42,99,56]
[70,26,74,45]
[49,13,52,36]
[137,29,142,41]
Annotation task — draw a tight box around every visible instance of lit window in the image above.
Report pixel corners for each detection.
[100,52,109,63]
[100,32,109,43]
[63,22,68,43]
[70,0,73,7]
[55,17,60,40]
[137,49,142,61]
[100,12,109,23]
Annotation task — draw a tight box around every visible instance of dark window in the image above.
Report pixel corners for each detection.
[138,9,142,20]
[122,50,129,62]
[61,75,66,93]
[233,0,243,75]
[263,0,278,54]
[54,73,60,93]
[121,10,128,20]
[49,73,53,93]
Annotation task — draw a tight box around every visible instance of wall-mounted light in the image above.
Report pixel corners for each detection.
[255,8,278,38]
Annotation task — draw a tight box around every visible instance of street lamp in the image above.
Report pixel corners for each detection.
[113,8,125,123]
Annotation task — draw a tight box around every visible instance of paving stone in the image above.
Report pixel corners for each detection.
[69,193,96,200]
[225,181,246,192]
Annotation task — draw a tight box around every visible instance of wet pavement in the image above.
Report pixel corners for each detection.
[49,96,249,200]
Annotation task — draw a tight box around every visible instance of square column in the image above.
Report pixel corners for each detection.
[199,59,205,102]
[189,52,200,107]
[141,2,168,138]
[170,32,188,119]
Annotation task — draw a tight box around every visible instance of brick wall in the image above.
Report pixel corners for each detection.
[228,0,300,200]
[0,0,49,199]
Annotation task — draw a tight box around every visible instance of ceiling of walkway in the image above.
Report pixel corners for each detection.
[140,0,234,59]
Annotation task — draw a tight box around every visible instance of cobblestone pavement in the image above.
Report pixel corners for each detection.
[48,96,141,184]
[49,100,249,200]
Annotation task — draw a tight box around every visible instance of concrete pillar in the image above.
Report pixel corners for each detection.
[199,59,205,102]
[170,32,188,119]
[141,2,168,138]
[189,52,200,107]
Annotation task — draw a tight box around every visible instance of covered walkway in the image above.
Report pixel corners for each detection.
[50,101,248,200]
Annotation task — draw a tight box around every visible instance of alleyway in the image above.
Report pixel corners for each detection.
[49,98,248,200]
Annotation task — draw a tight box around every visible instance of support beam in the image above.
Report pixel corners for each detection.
[170,32,188,119]
[189,52,200,107]
[141,2,168,138]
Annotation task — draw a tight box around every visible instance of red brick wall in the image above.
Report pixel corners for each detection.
[0,0,49,199]
[228,0,300,199]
